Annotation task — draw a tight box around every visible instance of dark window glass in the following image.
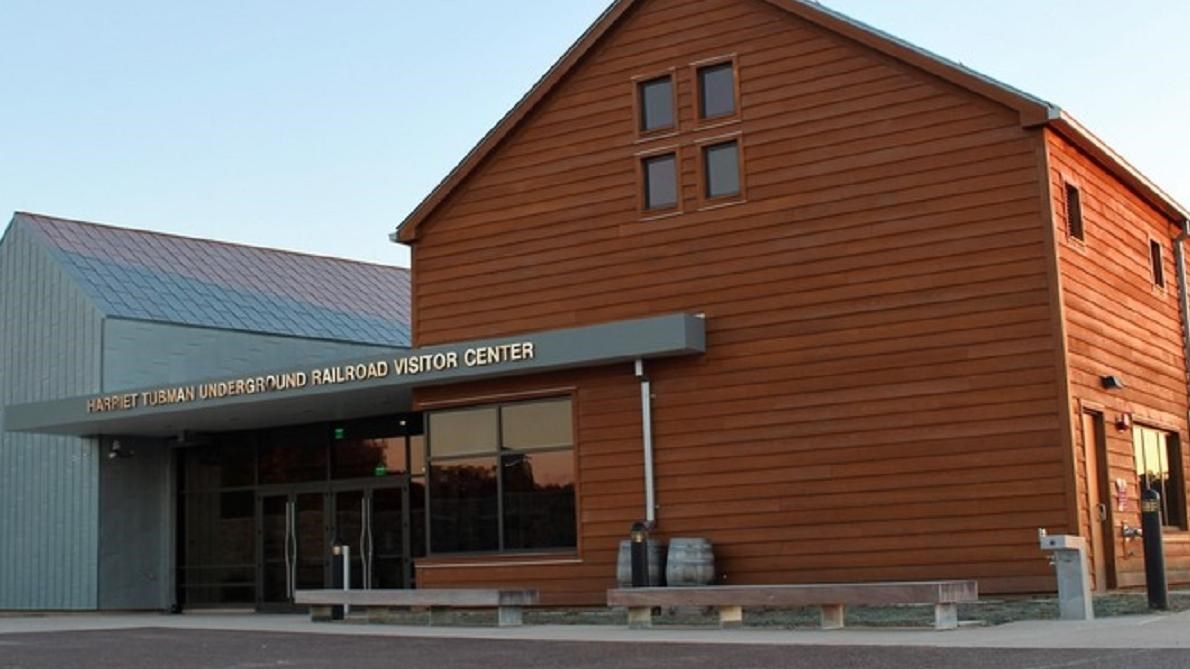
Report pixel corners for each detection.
[704,141,740,198]
[429,457,499,553]
[426,398,576,554]
[502,450,577,550]
[1133,426,1186,528]
[182,435,255,491]
[332,437,407,479]
[502,399,573,450]
[643,154,678,210]
[180,490,256,605]
[1151,240,1165,287]
[428,407,498,457]
[1065,184,1084,240]
[699,62,735,119]
[410,434,426,476]
[639,76,674,132]
[409,478,428,559]
[258,425,327,484]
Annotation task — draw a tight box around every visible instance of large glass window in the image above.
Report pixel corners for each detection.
[703,140,741,199]
[643,153,678,211]
[1133,425,1186,528]
[427,398,576,554]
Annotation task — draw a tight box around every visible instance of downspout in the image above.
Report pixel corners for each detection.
[1175,220,1190,410]
[634,359,656,527]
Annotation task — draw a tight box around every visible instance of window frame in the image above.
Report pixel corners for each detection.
[424,396,578,556]
[692,54,740,127]
[1064,182,1084,242]
[696,133,746,209]
[1132,424,1187,530]
[637,145,682,218]
[1149,237,1167,290]
[633,69,678,139]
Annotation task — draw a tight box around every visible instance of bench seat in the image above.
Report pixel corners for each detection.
[295,588,540,626]
[607,580,978,630]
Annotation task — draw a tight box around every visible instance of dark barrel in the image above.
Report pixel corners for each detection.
[665,537,715,587]
[616,539,665,587]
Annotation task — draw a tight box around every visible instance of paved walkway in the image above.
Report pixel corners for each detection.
[1,610,1188,649]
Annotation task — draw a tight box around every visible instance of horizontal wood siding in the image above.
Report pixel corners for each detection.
[1047,129,1190,588]
[411,0,1065,603]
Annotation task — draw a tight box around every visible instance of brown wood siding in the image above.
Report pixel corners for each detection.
[1047,129,1190,589]
[411,0,1067,604]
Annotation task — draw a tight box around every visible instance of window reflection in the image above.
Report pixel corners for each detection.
[502,451,576,550]
[429,458,499,553]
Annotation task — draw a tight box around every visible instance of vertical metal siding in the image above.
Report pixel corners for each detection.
[0,222,102,610]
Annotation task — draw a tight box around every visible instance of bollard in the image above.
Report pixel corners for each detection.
[1141,489,1169,610]
[630,521,649,588]
[330,544,346,620]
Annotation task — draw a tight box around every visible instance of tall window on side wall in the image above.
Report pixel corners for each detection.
[637,75,674,135]
[1064,183,1084,241]
[1132,425,1186,528]
[427,398,576,554]
[1150,239,1166,288]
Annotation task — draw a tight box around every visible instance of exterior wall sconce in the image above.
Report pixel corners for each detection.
[1101,375,1125,390]
[1115,413,1133,432]
[107,440,134,460]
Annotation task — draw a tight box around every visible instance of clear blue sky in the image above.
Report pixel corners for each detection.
[1,1,1186,268]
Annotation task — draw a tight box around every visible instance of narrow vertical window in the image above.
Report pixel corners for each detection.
[643,153,678,210]
[638,76,674,133]
[1151,239,1165,288]
[698,62,736,119]
[1065,183,1084,240]
[703,140,740,199]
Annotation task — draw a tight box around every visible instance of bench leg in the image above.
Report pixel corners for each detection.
[820,604,845,629]
[934,603,958,630]
[309,605,335,623]
[718,605,744,629]
[498,606,523,627]
[627,606,653,629]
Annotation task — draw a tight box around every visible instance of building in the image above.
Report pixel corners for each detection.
[3,0,1188,610]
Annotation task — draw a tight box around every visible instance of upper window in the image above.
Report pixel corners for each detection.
[1065,183,1084,241]
[427,398,576,554]
[703,140,741,200]
[1150,240,1166,288]
[698,61,736,120]
[1133,425,1186,528]
[643,153,678,211]
[638,76,674,133]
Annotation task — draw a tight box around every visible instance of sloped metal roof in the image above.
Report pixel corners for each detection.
[14,212,411,347]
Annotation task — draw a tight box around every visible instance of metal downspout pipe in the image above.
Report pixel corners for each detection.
[635,359,656,526]
[1175,220,1190,411]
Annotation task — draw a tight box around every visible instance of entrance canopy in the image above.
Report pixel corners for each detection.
[4,313,705,438]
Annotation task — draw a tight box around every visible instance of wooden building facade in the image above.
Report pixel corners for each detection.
[394,0,1190,604]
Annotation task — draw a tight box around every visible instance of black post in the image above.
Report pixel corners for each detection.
[1141,489,1169,611]
[630,521,649,588]
[330,543,345,620]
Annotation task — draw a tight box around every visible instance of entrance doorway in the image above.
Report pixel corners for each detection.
[1079,409,1114,591]
[257,481,410,609]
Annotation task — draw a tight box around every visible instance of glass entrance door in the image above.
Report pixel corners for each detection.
[258,491,327,609]
[332,482,409,591]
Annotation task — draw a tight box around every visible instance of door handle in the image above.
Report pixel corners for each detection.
[284,502,295,599]
[365,497,375,590]
[359,497,369,590]
[1096,503,1108,522]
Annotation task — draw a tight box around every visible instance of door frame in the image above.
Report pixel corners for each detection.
[255,477,411,610]
[1079,406,1116,590]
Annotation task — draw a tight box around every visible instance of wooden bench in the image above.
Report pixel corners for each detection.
[607,580,978,630]
[294,588,540,627]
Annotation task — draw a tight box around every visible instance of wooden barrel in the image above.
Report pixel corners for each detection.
[665,537,715,586]
[615,539,666,587]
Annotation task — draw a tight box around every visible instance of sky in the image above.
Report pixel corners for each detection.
[1,1,1186,269]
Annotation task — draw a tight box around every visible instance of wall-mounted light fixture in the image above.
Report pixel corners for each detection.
[1101,375,1125,390]
[1115,413,1133,432]
[107,440,134,460]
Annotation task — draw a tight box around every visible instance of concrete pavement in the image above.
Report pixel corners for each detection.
[1,609,1188,649]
